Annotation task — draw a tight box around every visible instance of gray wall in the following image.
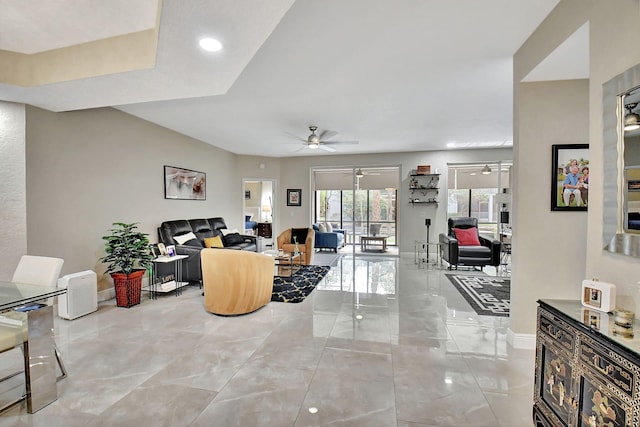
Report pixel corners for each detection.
[0,102,27,280]
[512,79,589,335]
[24,106,240,291]
[513,0,640,334]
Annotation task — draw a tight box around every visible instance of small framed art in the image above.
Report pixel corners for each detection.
[157,243,167,256]
[287,189,301,206]
[166,245,176,257]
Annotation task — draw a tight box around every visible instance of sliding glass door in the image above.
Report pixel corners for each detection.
[315,188,397,245]
[313,167,399,246]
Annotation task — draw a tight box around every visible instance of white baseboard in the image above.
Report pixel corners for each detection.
[507,328,536,349]
[98,287,115,302]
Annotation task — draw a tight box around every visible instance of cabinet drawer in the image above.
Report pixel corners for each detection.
[539,310,576,354]
[578,334,637,399]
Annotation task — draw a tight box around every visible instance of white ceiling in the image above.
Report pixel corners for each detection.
[0,0,158,54]
[0,0,574,158]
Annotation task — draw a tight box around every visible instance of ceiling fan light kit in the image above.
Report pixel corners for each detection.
[293,125,360,152]
[624,103,640,131]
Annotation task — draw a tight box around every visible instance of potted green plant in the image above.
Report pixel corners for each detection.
[99,222,154,308]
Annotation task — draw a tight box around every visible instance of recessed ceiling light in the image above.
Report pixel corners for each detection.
[199,37,223,52]
[308,407,319,414]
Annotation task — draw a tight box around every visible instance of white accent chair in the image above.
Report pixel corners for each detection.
[12,255,64,305]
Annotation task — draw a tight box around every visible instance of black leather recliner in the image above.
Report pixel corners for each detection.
[157,217,257,284]
[439,217,501,270]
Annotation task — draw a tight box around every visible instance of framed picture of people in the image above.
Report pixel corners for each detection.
[551,144,589,211]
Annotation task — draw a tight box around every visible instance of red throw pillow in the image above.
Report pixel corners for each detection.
[453,227,481,246]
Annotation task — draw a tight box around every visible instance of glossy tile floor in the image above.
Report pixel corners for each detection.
[0,253,533,427]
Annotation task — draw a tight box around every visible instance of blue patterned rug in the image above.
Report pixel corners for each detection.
[272,265,330,303]
[445,274,510,317]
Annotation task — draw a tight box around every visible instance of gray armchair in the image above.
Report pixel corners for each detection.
[439,217,501,270]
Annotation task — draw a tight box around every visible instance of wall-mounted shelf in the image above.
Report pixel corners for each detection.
[409,173,439,206]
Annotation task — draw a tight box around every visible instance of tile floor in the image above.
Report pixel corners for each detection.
[0,253,533,427]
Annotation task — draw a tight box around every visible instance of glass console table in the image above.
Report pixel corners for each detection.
[414,240,441,268]
[0,281,66,413]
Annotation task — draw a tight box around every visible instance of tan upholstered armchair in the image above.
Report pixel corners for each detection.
[201,249,275,315]
[276,228,315,265]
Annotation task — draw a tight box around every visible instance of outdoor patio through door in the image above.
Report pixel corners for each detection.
[313,167,399,247]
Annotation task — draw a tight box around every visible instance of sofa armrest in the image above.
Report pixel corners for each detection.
[439,233,459,264]
[306,229,315,253]
[479,236,501,266]
[173,245,204,284]
[240,234,257,245]
[439,233,457,245]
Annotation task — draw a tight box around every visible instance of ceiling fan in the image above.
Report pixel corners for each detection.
[354,168,381,178]
[294,126,359,152]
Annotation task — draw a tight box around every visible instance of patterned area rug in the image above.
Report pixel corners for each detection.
[272,265,330,303]
[445,274,510,317]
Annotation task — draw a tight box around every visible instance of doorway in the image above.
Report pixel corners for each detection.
[242,179,276,249]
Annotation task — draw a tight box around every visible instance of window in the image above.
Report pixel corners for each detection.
[447,163,511,239]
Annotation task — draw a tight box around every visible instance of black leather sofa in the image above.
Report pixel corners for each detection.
[157,217,257,284]
[439,217,501,270]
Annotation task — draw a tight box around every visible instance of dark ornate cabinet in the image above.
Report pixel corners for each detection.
[257,222,272,238]
[534,300,640,427]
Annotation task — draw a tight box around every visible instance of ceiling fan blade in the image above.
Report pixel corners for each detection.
[318,130,338,141]
[285,131,306,142]
[318,144,337,152]
[322,140,359,145]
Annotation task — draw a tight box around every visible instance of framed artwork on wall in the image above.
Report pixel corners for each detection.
[287,189,301,206]
[551,144,589,211]
[164,165,206,200]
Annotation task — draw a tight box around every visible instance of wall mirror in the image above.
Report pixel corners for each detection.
[603,62,640,256]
